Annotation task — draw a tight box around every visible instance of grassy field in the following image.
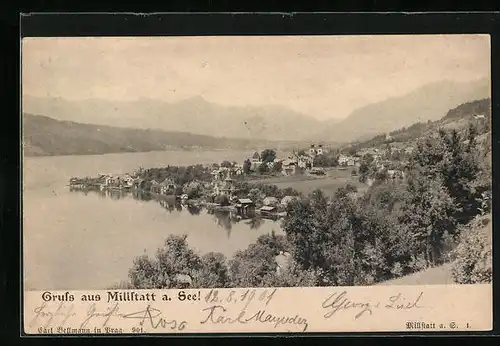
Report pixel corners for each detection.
[248,167,367,197]
[377,263,455,286]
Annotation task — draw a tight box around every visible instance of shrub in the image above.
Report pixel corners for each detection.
[451,221,492,284]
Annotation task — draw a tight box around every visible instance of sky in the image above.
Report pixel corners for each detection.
[22,35,490,120]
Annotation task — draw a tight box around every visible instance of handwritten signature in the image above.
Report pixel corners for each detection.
[322,291,424,319]
[80,303,122,328]
[29,302,77,328]
[200,304,309,332]
[29,302,187,332]
[121,305,187,331]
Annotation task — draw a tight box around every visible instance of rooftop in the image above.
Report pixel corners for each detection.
[260,206,276,211]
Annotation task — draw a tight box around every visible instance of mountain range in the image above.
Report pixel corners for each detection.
[22,78,490,151]
[311,78,490,142]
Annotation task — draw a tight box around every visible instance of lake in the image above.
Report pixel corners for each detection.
[22,150,284,290]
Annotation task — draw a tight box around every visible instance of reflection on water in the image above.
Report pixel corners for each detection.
[72,188,266,239]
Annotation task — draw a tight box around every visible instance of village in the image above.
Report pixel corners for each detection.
[68,138,414,222]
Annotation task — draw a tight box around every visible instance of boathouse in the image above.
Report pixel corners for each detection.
[259,205,277,217]
[235,198,254,216]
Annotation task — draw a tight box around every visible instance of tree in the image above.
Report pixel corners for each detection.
[258,162,268,173]
[260,149,276,163]
[347,147,357,156]
[399,172,458,266]
[220,160,232,168]
[358,162,370,183]
[192,252,230,288]
[253,152,261,160]
[228,242,279,287]
[409,126,485,225]
[128,235,202,289]
[273,161,283,173]
[439,125,483,224]
[184,181,202,199]
[255,231,289,255]
[313,154,328,167]
[248,188,264,206]
[243,159,252,174]
[298,149,306,156]
[214,194,230,206]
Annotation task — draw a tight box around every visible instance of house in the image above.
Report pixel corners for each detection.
[309,144,317,157]
[104,173,134,188]
[387,169,405,180]
[133,177,144,189]
[282,165,296,176]
[211,169,222,181]
[309,167,326,176]
[259,205,277,216]
[338,154,351,166]
[251,160,263,171]
[263,196,279,206]
[474,114,486,119]
[150,179,162,194]
[281,196,299,207]
[159,178,178,195]
[233,166,244,175]
[281,158,298,176]
[118,174,135,188]
[308,144,325,157]
[297,155,312,169]
[235,198,254,215]
[405,146,415,154]
[236,198,254,207]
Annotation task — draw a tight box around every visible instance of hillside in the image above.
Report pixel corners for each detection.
[312,78,490,143]
[22,95,327,142]
[22,113,281,157]
[344,97,491,153]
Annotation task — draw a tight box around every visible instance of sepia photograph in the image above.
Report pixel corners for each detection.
[21,33,493,334]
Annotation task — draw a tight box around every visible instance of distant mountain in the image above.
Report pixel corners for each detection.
[23,78,490,145]
[311,78,490,143]
[22,113,282,157]
[22,95,325,142]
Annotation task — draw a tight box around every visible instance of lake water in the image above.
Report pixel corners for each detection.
[23,150,284,290]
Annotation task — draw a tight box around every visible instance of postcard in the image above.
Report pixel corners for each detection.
[21,34,492,334]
